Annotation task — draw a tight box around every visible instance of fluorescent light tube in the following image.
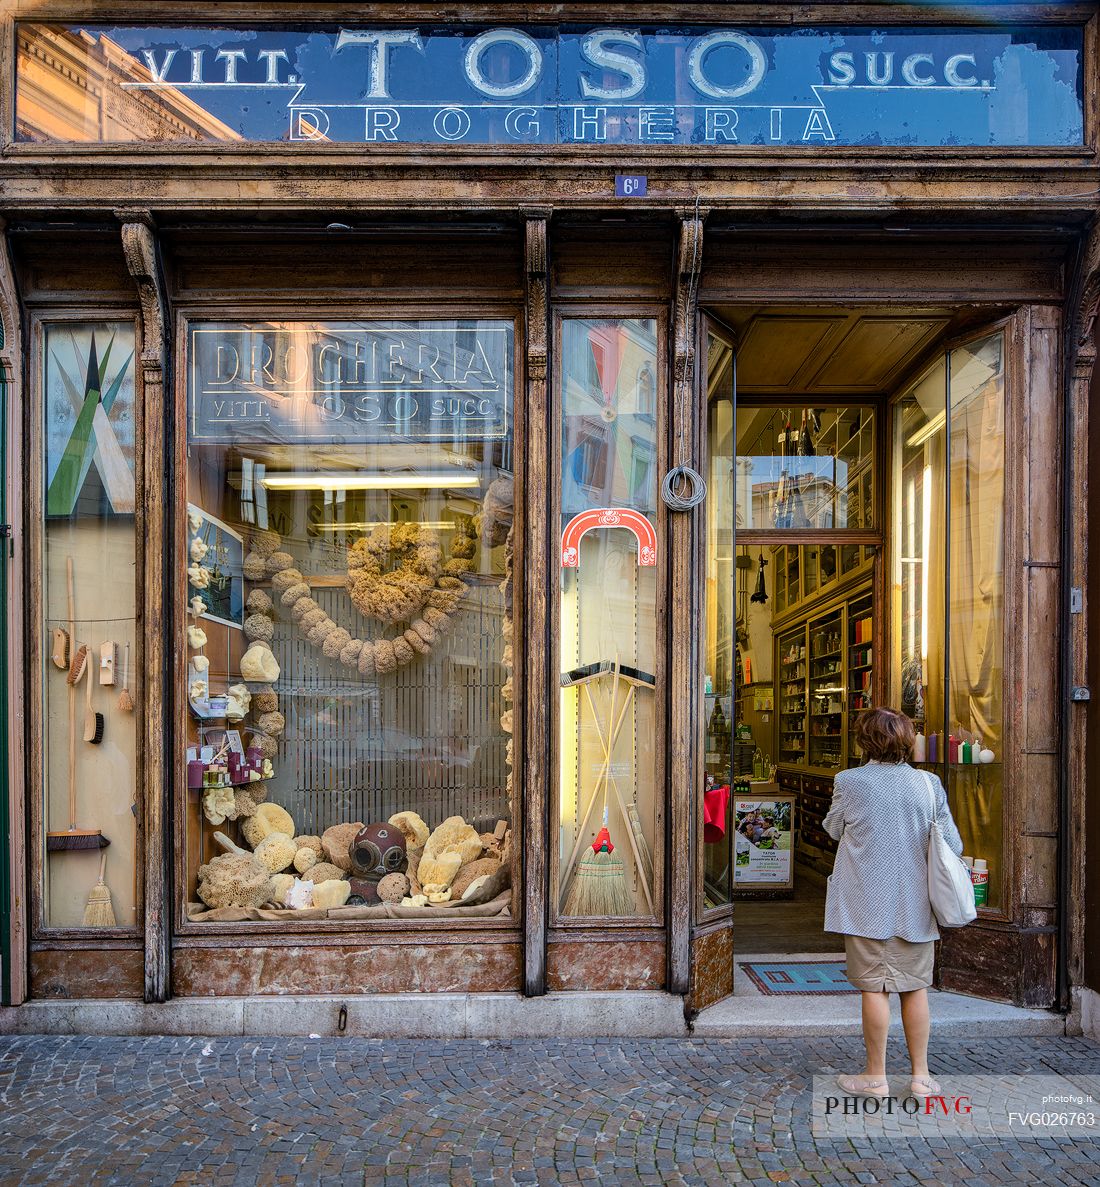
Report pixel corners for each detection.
[261,472,480,491]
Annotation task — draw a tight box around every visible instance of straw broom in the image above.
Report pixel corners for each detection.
[83,852,116,927]
[563,810,632,917]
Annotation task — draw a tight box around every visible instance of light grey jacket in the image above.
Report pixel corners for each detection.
[823,761,964,942]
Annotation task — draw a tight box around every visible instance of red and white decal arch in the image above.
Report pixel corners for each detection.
[560,508,657,569]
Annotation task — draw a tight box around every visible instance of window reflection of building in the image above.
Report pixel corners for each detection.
[17,24,240,142]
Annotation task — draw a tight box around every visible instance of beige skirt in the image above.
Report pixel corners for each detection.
[844,935,935,992]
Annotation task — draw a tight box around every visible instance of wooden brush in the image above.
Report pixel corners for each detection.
[67,642,88,686]
[117,642,134,712]
[48,556,107,852]
[83,660,104,744]
[82,852,116,927]
[50,626,69,670]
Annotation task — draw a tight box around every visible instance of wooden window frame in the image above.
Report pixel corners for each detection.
[170,299,528,938]
[548,303,668,932]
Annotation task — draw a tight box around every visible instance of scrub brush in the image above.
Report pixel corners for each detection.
[117,642,134,712]
[83,660,104,744]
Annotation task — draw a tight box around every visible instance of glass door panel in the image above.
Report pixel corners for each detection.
[558,317,660,919]
[947,332,1005,909]
[702,329,735,910]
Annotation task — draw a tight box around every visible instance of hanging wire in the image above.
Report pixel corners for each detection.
[662,196,708,512]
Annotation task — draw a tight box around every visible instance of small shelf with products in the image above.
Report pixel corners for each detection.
[808,607,844,771]
[847,592,874,768]
[777,625,807,767]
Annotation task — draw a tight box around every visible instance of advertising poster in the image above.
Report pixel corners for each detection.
[734,796,794,887]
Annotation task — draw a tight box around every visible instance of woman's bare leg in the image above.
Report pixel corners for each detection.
[899,988,930,1078]
[861,990,890,1076]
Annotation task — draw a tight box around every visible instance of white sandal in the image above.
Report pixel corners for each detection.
[836,1073,889,1099]
[909,1075,942,1098]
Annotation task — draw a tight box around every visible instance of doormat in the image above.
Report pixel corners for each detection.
[740,960,857,995]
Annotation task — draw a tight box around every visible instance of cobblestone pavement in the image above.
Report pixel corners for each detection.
[0,1033,1098,1185]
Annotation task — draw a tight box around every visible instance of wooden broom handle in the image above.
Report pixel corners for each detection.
[66,556,77,830]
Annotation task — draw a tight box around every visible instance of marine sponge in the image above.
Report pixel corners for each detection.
[307,619,336,646]
[266,551,295,574]
[299,607,327,633]
[253,830,297,873]
[373,639,396,674]
[252,685,279,713]
[294,834,322,854]
[271,568,304,593]
[280,582,311,607]
[241,802,295,848]
[377,872,410,904]
[197,852,273,909]
[246,589,274,616]
[451,857,503,900]
[406,625,435,656]
[312,879,351,909]
[233,790,259,818]
[306,861,345,884]
[244,613,274,643]
[243,551,266,581]
[392,635,415,666]
[270,873,296,905]
[423,815,484,868]
[339,638,364,668]
[357,643,376,678]
[257,711,285,737]
[322,627,352,659]
[388,811,430,850]
[201,785,236,826]
[293,846,318,875]
[321,822,363,872]
[240,642,280,683]
[252,529,282,558]
[290,596,318,621]
[417,851,462,893]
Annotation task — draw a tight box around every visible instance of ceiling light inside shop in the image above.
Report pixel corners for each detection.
[261,472,480,491]
[314,521,460,532]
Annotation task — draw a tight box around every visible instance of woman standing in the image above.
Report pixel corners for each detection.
[823,707,965,1099]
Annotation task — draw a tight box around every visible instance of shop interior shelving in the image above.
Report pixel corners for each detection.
[777,625,807,767]
[808,608,844,771]
[846,592,874,767]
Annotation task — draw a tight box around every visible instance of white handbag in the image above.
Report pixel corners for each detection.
[923,771,977,928]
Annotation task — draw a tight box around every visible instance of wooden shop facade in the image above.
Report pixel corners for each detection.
[0,3,1097,1017]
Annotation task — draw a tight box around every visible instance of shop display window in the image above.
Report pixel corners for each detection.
[891,331,1005,909]
[735,405,876,530]
[39,321,139,929]
[557,318,660,919]
[183,320,516,922]
[948,333,1006,910]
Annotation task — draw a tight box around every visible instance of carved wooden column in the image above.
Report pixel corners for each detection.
[0,220,28,1005]
[1067,223,1099,996]
[522,212,550,996]
[119,214,170,1004]
[668,210,705,996]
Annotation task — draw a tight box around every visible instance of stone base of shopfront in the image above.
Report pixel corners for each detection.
[0,990,1064,1040]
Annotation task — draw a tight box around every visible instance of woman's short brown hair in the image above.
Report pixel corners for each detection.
[855,707,916,763]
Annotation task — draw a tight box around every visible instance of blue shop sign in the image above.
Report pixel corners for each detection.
[16,22,1084,147]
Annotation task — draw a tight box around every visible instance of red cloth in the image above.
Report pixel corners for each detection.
[703,784,731,844]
